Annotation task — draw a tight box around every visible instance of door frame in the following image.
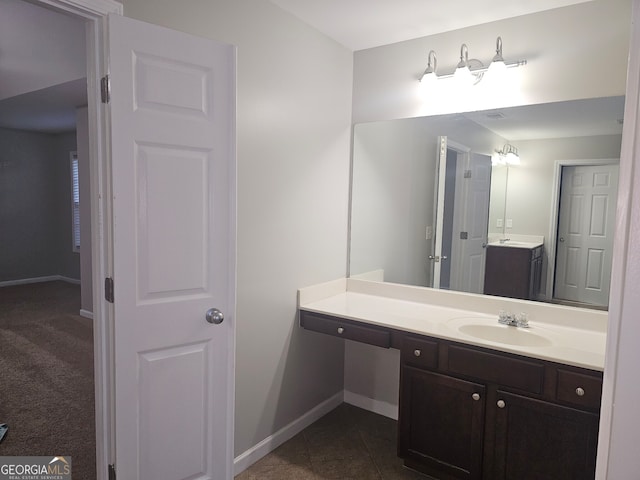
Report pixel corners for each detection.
[33,1,122,479]
[545,158,619,302]
[433,137,469,289]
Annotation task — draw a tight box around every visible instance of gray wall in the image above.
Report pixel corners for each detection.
[0,127,79,283]
[122,0,353,457]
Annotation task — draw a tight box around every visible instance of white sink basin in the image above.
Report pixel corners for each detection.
[457,324,552,347]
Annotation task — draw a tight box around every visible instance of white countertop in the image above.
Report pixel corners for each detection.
[298,278,607,371]
[487,233,545,249]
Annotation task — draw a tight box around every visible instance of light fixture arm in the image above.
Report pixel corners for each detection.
[457,44,469,69]
[493,36,504,63]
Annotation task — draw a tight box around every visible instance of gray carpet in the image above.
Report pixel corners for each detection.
[0,281,96,479]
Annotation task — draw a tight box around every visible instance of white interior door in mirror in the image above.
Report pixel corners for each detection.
[108,13,235,480]
[435,139,490,294]
[555,164,618,307]
[450,152,491,294]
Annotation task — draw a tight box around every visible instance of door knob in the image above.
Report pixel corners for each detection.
[205,308,224,324]
[559,237,565,242]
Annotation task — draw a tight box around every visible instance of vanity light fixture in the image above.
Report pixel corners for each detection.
[493,143,520,165]
[419,36,526,85]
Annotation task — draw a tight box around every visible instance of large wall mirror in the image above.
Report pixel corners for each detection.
[349,96,625,310]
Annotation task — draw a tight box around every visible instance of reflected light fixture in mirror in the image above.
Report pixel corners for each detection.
[493,143,520,165]
[419,36,527,86]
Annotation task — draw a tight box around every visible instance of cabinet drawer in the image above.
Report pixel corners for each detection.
[447,345,545,394]
[556,369,602,410]
[401,336,438,370]
[300,311,391,348]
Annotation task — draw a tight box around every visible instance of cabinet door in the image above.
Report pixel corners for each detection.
[399,366,485,480]
[484,246,532,300]
[493,391,599,480]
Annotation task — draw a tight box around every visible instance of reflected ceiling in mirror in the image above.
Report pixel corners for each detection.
[349,96,625,310]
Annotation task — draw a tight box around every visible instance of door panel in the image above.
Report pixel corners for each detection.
[108,13,235,480]
[555,164,618,306]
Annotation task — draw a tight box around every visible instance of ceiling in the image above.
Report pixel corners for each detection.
[269,0,594,51]
[0,79,87,134]
[463,96,626,141]
[0,0,86,133]
[0,0,609,135]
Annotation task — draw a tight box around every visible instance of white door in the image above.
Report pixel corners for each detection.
[109,14,236,480]
[554,164,618,306]
[451,153,492,294]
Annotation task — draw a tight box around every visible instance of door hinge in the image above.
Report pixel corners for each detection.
[108,464,116,480]
[460,231,468,240]
[105,277,114,303]
[464,169,472,178]
[101,75,111,104]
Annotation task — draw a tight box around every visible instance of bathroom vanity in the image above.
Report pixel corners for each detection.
[484,240,544,301]
[298,279,605,480]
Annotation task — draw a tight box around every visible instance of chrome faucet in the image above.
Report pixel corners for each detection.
[498,311,529,328]
[499,238,511,244]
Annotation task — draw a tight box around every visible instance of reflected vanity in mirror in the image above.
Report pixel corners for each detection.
[349,96,624,309]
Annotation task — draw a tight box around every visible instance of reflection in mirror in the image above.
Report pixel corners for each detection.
[349,96,625,310]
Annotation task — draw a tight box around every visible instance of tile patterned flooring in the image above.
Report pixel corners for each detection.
[235,403,429,480]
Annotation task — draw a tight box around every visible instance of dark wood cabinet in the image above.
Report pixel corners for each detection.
[298,310,602,480]
[397,334,601,480]
[484,245,543,300]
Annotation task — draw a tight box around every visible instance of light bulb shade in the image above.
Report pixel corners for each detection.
[487,36,507,77]
[454,65,472,84]
[506,152,520,165]
[487,58,507,75]
[421,50,438,83]
[420,70,438,84]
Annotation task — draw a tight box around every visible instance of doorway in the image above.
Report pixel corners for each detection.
[0,0,96,474]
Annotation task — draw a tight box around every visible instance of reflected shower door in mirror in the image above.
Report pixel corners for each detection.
[349,96,625,310]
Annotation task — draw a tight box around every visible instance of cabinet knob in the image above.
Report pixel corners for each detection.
[472,393,480,401]
[337,327,344,334]
[414,349,421,357]
[576,387,585,397]
[497,400,506,409]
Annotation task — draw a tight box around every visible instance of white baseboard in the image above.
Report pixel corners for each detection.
[344,390,398,420]
[233,391,343,475]
[79,309,94,320]
[0,275,81,288]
